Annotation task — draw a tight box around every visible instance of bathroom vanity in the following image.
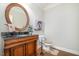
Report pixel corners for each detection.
[3,34,38,56]
[2,3,38,56]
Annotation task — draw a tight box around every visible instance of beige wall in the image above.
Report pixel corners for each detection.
[44,3,79,53]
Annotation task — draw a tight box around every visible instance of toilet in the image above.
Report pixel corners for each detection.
[38,35,52,51]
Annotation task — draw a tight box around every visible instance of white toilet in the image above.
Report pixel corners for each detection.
[38,35,52,51]
[38,35,59,55]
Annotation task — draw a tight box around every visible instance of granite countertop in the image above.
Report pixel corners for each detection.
[1,32,33,40]
[3,35,33,40]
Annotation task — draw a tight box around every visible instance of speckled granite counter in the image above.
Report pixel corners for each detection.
[3,35,37,40]
[1,32,32,40]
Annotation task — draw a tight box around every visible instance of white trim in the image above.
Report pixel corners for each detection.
[53,45,79,55]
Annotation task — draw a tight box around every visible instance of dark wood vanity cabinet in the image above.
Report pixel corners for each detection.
[4,35,38,56]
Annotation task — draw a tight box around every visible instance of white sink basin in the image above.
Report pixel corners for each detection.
[16,35,29,37]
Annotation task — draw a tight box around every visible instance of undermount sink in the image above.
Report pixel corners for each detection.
[16,34,30,37]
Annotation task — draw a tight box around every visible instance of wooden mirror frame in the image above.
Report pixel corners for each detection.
[5,3,29,32]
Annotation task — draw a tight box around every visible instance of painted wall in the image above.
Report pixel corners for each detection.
[44,3,79,52]
[0,3,44,55]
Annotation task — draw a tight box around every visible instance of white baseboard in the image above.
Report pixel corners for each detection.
[53,45,79,55]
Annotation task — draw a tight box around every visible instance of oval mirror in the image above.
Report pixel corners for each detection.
[5,3,29,32]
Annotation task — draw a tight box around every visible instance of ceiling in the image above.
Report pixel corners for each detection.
[33,3,51,8]
[32,3,60,10]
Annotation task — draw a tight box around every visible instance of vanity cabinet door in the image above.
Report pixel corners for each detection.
[10,45,25,56]
[27,40,37,56]
[4,49,10,56]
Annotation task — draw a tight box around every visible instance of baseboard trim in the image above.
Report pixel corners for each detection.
[53,45,79,55]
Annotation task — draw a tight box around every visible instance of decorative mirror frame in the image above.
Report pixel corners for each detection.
[5,3,29,32]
